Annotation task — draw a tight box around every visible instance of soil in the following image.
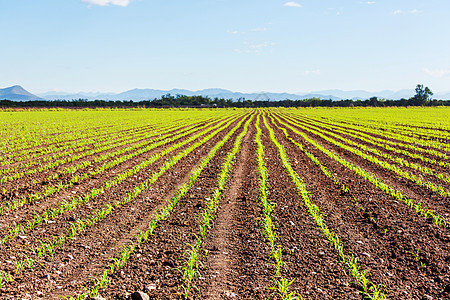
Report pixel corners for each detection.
[270,112,450,299]
[0,110,449,300]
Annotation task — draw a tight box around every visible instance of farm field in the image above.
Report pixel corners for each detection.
[0,107,449,300]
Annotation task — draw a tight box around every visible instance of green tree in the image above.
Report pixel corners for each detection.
[412,84,433,106]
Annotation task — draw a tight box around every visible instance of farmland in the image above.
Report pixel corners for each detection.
[0,107,449,300]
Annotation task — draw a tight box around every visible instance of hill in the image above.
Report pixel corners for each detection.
[0,85,43,101]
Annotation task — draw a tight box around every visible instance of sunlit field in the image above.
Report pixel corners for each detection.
[0,107,449,299]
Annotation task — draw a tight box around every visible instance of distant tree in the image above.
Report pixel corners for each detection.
[369,96,378,107]
[411,84,433,106]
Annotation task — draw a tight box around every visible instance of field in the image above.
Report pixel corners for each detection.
[0,107,449,300]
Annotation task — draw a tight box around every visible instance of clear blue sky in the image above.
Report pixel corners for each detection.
[1,0,449,94]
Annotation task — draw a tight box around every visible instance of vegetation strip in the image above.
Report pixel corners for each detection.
[255,113,301,300]
[0,115,245,287]
[0,123,188,204]
[62,114,250,300]
[0,123,160,178]
[262,113,387,300]
[0,115,240,247]
[0,121,203,198]
[295,114,449,158]
[0,121,186,182]
[275,114,449,231]
[269,114,379,226]
[287,115,450,181]
[0,115,231,218]
[0,122,161,168]
[281,114,450,197]
[178,113,253,297]
[290,114,450,169]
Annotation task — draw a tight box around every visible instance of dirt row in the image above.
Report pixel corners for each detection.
[0,121,152,164]
[289,114,450,176]
[278,113,450,218]
[0,120,211,198]
[1,110,448,300]
[0,123,159,172]
[0,118,227,231]
[0,116,247,299]
[271,112,450,299]
[304,116,450,151]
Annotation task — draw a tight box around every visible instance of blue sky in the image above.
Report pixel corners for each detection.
[1,0,450,94]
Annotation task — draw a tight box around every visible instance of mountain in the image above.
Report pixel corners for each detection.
[296,93,341,101]
[435,92,450,99]
[35,87,450,101]
[38,88,310,101]
[309,89,415,100]
[0,85,43,101]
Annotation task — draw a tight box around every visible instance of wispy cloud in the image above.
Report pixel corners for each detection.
[228,27,269,35]
[235,41,276,54]
[301,70,321,76]
[227,30,243,35]
[82,0,132,7]
[424,68,450,78]
[393,9,420,15]
[284,2,302,8]
[251,27,268,32]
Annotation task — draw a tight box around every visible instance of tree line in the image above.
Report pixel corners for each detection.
[1,85,447,108]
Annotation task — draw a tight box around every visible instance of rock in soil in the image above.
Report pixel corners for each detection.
[131,291,150,300]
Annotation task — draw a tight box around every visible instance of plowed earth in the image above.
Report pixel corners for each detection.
[0,110,448,300]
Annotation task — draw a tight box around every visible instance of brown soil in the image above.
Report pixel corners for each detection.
[277,113,450,217]
[0,110,449,300]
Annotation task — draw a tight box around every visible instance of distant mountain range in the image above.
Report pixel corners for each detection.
[2,85,450,101]
[36,88,312,101]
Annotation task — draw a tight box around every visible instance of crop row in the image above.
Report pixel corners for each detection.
[0,118,216,197]
[0,122,189,183]
[0,118,145,163]
[274,113,449,230]
[0,114,246,290]
[269,115,378,226]
[0,123,161,170]
[298,115,450,157]
[0,120,174,174]
[263,113,386,299]
[255,114,300,300]
[280,114,450,197]
[291,116,450,170]
[0,115,240,246]
[325,114,450,143]
[179,113,253,297]
[0,110,232,163]
[64,114,250,299]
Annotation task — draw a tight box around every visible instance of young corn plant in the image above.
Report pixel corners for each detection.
[275,114,449,231]
[61,113,250,299]
[0,117,236,247]
[280,114,450,197]
[0,116,244,290]
[177,114,254,297]
[269,278,302,300]
[0,271,13,289]
[255,113,301,300]
[263,113,387,300]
